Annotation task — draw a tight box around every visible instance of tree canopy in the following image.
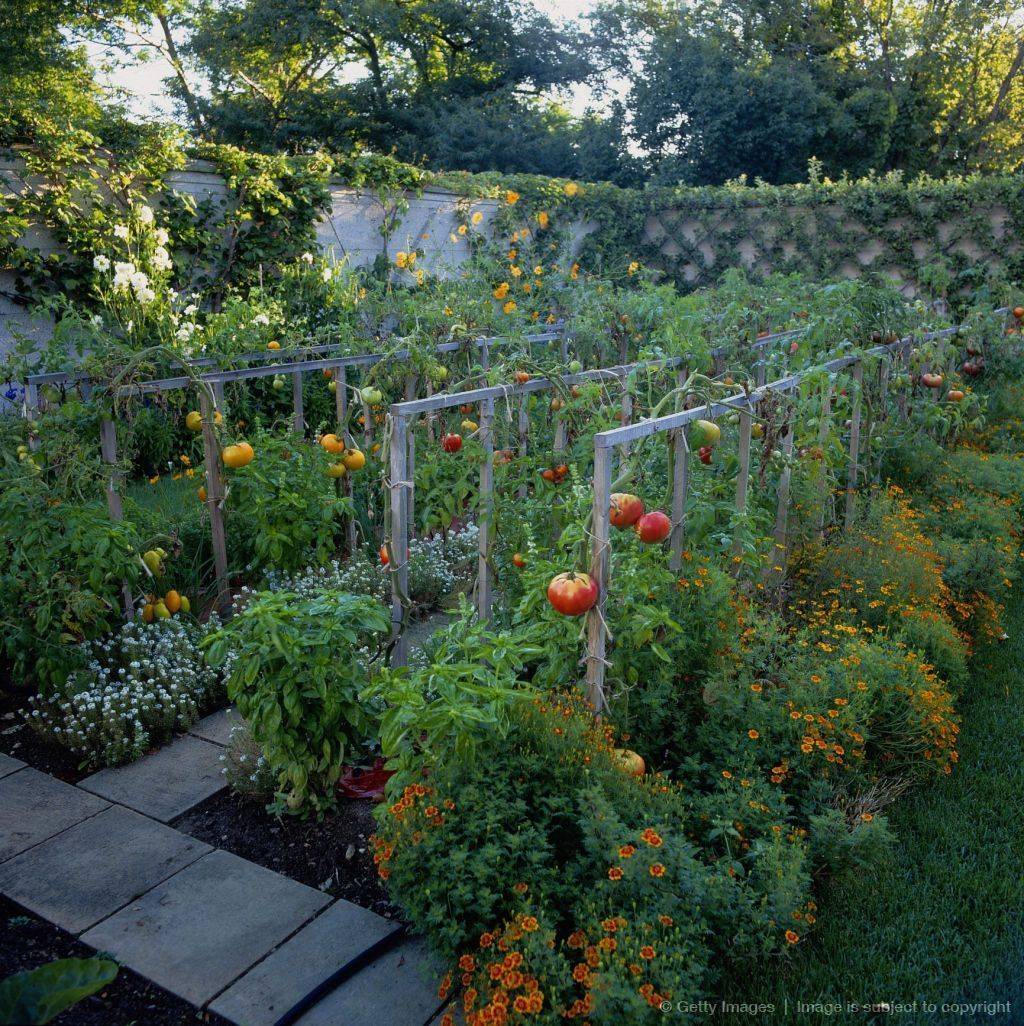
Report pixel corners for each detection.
[3,0,1023,184]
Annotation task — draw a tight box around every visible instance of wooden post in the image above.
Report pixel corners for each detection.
[24,380,40,451]
[668,368,689,572]
[213,380,225,408]
[814,382,835,537]
[99,417,134,618]
[585,444,612,715]
[618,376,633,464]
[199,390,230,613]
[769,397,796,581]
[898,341,910,420]
[388,414,409,667]
[517,394,529,499]
[477,397,495,621]
[845,361,864,530]
[404,374,418,537]
[334,365,358,555]
[291,370,304,435]
[731,403,753,561]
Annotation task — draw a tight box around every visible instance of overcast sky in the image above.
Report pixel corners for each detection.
[88,0,605,123]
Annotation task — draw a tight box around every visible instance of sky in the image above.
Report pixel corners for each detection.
[88,0,605,123]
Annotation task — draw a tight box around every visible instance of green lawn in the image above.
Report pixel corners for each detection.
[720,592,1024,1026]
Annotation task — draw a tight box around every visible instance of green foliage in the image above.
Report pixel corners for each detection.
[366,602,541,788]
[0,958,118,1025]
[223,430,354,574]
[203,588,389,814]
[0,430,144,691]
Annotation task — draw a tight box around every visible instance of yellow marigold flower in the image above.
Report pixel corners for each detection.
[510,265,522,278]
[493,282,509,299]
[443,305,453,316]
[449,233,457,243]
[748,729,760,740]
[537,211,549,229]
[785,930,800,944]
[533,264,543,275]
[627,260,640,275]
[471,211,483,225]
[505,190,520,205]
[570,262,579,280]
[503,300,517,314]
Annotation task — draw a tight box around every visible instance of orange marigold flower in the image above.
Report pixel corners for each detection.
[659,914,673,926]
[608,866,623,881]
[618,844,636,859]
[640,828,663,847]
[748,729,760,740]
[512,882,529,894]
[649,863,666,877]
[639,945,656,960]
[785,930,800,944]
[459,955,476,971]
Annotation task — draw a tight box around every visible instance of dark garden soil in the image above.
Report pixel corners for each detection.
[0,895,230,1026]
[173,790,397,918]
[0,687,90,784]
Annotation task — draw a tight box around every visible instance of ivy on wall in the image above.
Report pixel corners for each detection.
[3,116,1021,322]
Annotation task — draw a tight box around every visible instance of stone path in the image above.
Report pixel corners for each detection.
[0,709,444,1026]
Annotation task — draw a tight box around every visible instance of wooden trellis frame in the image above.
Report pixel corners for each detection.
[382,327,817,664]
[37,327,565,616]
[385,356,689,665]
[580,317,994,712]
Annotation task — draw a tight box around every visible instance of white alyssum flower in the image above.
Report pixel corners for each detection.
[27,617,226,769]
[253,313,270,326]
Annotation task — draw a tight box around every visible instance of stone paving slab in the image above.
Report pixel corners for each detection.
[188,707,243,746]
[0,752,25,780]
[0,805,212,934]
[211,899,402,1026]
[81,849,330,1007]
[0,768,108,862]
[79,734,226,822]
[293,937,443,1026]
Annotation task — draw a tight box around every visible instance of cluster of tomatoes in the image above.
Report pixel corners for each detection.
[542,491,673,618]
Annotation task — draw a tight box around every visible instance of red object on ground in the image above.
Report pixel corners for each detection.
[338,759,394,800]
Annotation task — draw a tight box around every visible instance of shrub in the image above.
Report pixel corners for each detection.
[26,617,223,768]
[374,694,811,993]
[203,588,389,814]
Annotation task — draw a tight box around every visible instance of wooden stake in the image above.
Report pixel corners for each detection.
[769,398,796,581]
[199,390,230,613]
[668,368,690,572]
[388,414,409,667]
[477,397,495,621]
[99,417,134,618]
[731,404,753,561]
[845,360,864,531]
[517,394,529,499]
[585,444,612,715]
[291,371,304,435]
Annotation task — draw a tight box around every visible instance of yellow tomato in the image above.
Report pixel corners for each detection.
[342,448,366,471]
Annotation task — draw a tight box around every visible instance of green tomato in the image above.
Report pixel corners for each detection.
[361,386,383,405]
[567,360,582,374]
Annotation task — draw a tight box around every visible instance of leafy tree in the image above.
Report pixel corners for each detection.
[178,0,596,176]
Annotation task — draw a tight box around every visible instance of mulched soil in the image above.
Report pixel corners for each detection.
[0,895,231,1026]
[173,790,398,918]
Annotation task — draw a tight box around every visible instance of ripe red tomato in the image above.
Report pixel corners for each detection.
[379,545,390,566]
[610,492,644,529]
[946,389,965,402]
[546,572,599,616]
[921,372,944,389]
[698,446,713,465]
[1013,306,1024,319]
[515,371,531,384]
[635,511,671,544]
[789,341,799,355]
[442,433,463,453]
[512,553,526,568]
